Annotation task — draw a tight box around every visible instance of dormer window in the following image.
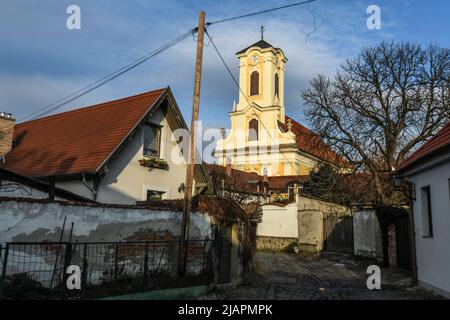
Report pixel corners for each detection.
[250,71,259,96]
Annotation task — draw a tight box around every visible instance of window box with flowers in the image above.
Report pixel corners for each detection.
[139,158,169,171]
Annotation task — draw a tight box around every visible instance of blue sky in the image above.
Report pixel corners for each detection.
[1,0,449,129]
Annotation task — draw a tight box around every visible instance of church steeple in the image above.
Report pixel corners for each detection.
[234,36,288,121]
[214,37,342,178]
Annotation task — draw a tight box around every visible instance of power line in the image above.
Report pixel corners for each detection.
[20,29,196,122]
[206,0,317,26]
[205,29,302,177]
[19,1,319,122]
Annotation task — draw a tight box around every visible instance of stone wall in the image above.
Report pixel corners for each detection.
[256,236,297,251]
[353,210,383,259]
[0,198,212,244]
[297,196,351,252]
[298,196,350,216]
[256,195,351,253]
[298,210,323,252]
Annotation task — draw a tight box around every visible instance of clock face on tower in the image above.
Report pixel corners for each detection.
[274,57,279,66]
[251,55,259,64]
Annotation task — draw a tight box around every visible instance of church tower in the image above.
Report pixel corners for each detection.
[214,33,345,177]
[234,35,287,121]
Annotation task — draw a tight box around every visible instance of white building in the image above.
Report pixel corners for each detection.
[398,122,450,298]
[0,88,209,204]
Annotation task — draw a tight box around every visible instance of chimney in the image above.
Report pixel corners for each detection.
[0,112,15,161]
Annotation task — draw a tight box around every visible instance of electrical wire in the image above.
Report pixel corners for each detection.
[20,1,319,122]
[205,29,302,176]
[206,0,317,26]
[20,29,196,122]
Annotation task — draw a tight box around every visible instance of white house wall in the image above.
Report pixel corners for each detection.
[407,160,450,297]
[56,108,188,205]
[353,210,383,258]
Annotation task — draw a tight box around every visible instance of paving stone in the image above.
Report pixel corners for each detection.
[202,251,445,300]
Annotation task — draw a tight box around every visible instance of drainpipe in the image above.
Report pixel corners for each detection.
[81,174,100,201]
[48,176,55,201]
[408,196,418,284]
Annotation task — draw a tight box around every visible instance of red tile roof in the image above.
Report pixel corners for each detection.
[267,175,308,190]
[204,164,308,192]
[6,88,166,177]
[280,116,347,166]
[205,163,262,193]
[398,121,450,171]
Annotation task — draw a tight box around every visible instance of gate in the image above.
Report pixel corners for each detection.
[217,226,232,284]
[394,215,412,271]
[323,215,354,253]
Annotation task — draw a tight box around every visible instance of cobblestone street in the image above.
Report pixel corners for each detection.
[204,251,444,300]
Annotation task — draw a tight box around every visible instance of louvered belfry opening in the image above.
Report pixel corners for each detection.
[250,71,259,96]
[275,73,279,97]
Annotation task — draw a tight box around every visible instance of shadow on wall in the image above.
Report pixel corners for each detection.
[0,199,212,244]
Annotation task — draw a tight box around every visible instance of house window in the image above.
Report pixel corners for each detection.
[146,190,165,201]
[275,73,279,97]
[421,186,433,237]
[143,124,161,158]
[250,71,259,96]
[248,118,259,141]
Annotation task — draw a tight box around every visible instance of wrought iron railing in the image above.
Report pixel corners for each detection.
[0,239,214,300]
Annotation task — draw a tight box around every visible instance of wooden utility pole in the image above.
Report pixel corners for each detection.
[179,10,206,275]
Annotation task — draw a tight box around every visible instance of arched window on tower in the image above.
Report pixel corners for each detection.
[250,71,259,96]
[248,118,259,141]
[275,73,279,97]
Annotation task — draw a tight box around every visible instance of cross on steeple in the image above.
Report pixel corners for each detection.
[260,25,265,40]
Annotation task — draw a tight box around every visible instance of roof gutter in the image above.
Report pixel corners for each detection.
[397,144,450,175]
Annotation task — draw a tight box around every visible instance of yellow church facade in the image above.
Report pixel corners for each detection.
[214,39,344,177]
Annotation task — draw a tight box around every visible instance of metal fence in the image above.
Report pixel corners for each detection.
[0,239,214,300]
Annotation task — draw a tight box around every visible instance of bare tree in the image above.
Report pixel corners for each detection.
[302,41,450,203]
[208,168,265,206]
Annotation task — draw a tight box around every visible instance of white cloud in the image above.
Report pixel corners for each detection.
[0,0,409,128]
